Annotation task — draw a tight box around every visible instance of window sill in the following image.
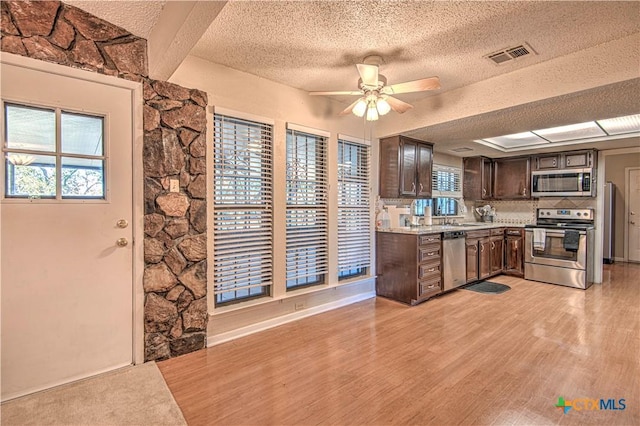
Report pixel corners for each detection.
[211,275,375,315]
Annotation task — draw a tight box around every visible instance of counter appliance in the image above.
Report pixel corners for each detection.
[442,230,467,291]
[524,208,595,289]
[531,168,595,197]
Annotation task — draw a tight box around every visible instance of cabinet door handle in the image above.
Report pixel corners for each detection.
[491,242,495,250]
[482,188,486,196]
[567,158,571,165]
[428,267,436,272]
[472,245,478,252]
[480,244,485,253]
[427,252,436,256]
[419,183,424,193]
[412,182,416,193]
[515,240,518,249]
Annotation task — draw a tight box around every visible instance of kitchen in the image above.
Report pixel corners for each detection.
[1,1,639,423]
[376,141,609,305]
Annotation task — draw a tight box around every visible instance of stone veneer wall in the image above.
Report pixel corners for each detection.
[1,0,208,361]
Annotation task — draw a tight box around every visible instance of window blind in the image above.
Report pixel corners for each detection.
[432,164,462,198]
[286,128,328,289]
[213,114,273,305]
[337,139,371,279]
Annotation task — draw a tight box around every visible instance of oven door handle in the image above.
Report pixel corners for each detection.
[528,230,585,237]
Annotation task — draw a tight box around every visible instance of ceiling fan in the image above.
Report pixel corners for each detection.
[309,55,441,121]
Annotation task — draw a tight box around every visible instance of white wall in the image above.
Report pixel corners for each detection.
[170,55,378,342]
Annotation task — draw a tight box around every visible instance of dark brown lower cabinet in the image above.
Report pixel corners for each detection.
[490,234,504,275]
[466,228,504,283]
[504,228,525,277]
[465,237,480,283]
[376,232,442,305]
[478,238,492,280]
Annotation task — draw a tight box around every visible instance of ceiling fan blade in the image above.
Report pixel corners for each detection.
[309,90,363,96]
[383,76,441,95]
[385,96,414,114]
[339,99,362,116]
[357,64,379,87]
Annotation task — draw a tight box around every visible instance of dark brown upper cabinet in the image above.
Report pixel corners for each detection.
[493,156,531,200]
[534,153,561,170]
[532,149,597,170]
[463,156,493,200]
[379,135,433,198]
[464,155,531,200]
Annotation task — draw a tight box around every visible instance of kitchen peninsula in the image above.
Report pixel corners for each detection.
[376,223,525,305]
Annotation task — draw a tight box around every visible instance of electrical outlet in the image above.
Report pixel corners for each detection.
[294,302,305,311]
[169,179,180,193]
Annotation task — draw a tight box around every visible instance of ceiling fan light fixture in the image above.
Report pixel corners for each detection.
[352,98,367,117]
[376,97,391,115]
[7,153,35,166]
[366,102,379,121]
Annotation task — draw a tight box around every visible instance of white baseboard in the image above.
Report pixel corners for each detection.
[207,291,376,347]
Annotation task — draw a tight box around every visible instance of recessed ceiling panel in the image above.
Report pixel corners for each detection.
[482,132,548,148]
[533,121,606,142]
[597,114,640,135]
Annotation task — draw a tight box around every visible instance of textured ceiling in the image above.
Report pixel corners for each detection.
[64,0,166,40]
[404,78,640,157]
[59,1,640,155]
[191,1,640,103]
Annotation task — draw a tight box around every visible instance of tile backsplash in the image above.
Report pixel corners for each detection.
[381,197,597,226]
[464,197,597,225]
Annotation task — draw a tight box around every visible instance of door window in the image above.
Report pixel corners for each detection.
[3,103,105,200]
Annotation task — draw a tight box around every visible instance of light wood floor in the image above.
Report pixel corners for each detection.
[159,263,640,425]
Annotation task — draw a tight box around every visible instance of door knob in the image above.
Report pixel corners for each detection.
[631,221,636,225]
[116,238,128,247]
[116,219,128,228]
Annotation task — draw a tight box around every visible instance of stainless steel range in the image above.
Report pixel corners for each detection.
[524,208,595,289]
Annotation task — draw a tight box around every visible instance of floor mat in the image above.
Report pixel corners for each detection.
[462,281,511,294]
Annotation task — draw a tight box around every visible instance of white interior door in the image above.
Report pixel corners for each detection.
[628,168,640,262]
[1,62,134,401]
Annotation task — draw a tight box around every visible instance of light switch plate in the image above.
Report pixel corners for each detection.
[169,179,180,193]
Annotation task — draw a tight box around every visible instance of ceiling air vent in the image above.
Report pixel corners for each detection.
[450,147,474,153]
[486,43,536,65]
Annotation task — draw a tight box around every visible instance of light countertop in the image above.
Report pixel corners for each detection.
[376,223,527,235]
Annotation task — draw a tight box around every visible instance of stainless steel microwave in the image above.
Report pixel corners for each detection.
[531,168,595,197]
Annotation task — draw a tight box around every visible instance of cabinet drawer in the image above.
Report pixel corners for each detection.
[505,228,524,237]
[418,261,441,280]
[466,230,490,239]
[490,228,505,236]
[419,234,441,246]
[419,244,441,262]
[418,277,441,299]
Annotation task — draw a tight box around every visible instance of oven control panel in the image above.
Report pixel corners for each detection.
[537,208,593,220]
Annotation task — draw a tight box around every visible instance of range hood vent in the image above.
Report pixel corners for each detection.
[486,43,536,65]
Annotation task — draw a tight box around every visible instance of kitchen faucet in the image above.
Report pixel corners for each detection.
[442,198,467,225]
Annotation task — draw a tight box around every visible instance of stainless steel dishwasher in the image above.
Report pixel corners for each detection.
[442,230,467,291]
